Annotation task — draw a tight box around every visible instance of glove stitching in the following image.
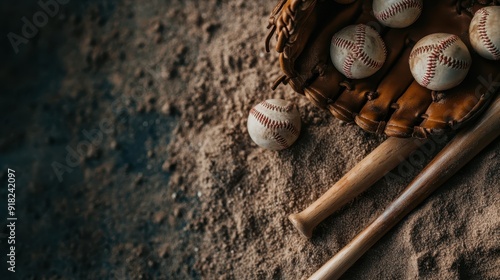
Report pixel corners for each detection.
[265,0,287,52]
[386,123,412,130]
[330,103,356,119]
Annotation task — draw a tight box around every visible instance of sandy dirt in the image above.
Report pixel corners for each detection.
[0,0,499,279]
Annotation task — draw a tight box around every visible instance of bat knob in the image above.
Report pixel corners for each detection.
[288,213,313,238]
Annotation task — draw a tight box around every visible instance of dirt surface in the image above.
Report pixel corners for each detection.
[0,0,499,279]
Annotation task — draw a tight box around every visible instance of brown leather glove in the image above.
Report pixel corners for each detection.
[266,0,500,138]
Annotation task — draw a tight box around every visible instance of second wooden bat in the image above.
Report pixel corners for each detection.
[308,96,500,280]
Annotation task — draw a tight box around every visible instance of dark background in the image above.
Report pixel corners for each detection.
[1,1,180,279]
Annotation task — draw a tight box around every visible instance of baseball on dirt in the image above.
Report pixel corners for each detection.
[373,0,423,28]
[469,6,500,61]
[409,33,471,91]
[330,24,386,79]
[247,99,301,151]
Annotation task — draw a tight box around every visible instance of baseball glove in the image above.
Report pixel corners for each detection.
[266,0,500,138]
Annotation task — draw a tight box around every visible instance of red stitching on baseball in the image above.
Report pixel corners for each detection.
[438,54,470,70]
[359,52,384,69]
[478,8,500,60]
[332,37,357,78]
[332,37,356,50]
[354,24,366,60]
[260,101,294,113]
[250,108,299,135]
[409,45,434,58]
[417,35,462,87]
[343,54,355,78]
[272,132,289,149]
[357,25,386,69]
[375,0,422,22]
[332,25,385,79]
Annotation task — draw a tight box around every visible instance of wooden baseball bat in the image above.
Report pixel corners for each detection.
[308,96,500,280]
[289,137,426,238]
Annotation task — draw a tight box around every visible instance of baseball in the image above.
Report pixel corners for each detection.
[373,0,423,28]
[247,99,301,151]
[469,6,500,61]
[409,33,471,91]
[330,24,386,79]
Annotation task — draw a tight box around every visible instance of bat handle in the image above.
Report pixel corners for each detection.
[308,96,500,280]
[289,137,425,238]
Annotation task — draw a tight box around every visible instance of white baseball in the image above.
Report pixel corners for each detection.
[373,0,423,28]
[330,24,386,79]
[409,33,471,91]
[247,99,301,151]
[469,6,500,61]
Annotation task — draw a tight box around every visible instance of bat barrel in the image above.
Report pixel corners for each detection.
[308,96,500,280]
